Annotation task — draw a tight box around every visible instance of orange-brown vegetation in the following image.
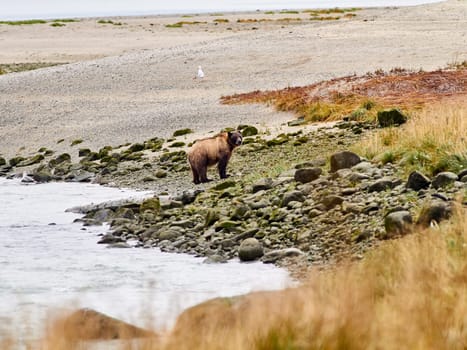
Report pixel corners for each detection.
[221,68,467,122]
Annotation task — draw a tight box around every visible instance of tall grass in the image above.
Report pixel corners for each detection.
[353,100,467,175]
[155,203,467,350]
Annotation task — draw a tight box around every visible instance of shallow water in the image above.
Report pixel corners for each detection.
[2,0,442,20]
[0,178,291,339]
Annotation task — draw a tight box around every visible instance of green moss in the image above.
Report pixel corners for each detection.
[0,19,47,25]
[70,139,83,146]
[173,128,193,137]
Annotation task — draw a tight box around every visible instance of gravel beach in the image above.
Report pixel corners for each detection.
[0,0,466,160]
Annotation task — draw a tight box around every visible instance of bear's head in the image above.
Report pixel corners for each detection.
[228,131,243,147]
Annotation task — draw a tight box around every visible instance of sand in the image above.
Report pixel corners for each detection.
[0,0,466,159]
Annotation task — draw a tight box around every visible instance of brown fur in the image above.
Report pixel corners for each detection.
[187,131,242,184]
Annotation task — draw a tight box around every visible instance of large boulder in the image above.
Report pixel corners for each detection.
[432,172,458,189]
[60,308,154,340]
[406,170,431,191]
[294,167,322,183]
[238,238,264,261]
[377,109,408,127]
[330,151,361,172]
[384,211,413,238]
[281,190,306,207]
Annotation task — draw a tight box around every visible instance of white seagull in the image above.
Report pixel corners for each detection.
[197,66,205,79]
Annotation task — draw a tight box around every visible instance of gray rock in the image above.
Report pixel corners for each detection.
[330,151,361,172]
[432,172,458,189]
[351,161,375,174]
[281,191,306,207]
[294,167,322,184]
[406,171,431,191]
[98,234,123,244]
[158,228,182,241]
[384,211,413,238]
[458,169,467,181]
[368,178,394,192]
[417,201,452,227]
[321,195,344,210]
[377,109,408,127]
[261,248,304,263]
[238,238,264,261]
[252,178,273,193]
[174,189,204,204]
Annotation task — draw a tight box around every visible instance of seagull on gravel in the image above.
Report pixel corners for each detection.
[197,65,205,79]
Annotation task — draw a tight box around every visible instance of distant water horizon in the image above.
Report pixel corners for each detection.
[1,0,442,21]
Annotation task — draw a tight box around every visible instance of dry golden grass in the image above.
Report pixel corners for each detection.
[353,99,467,175]
[147,203,466,350]
[221,69,467,123]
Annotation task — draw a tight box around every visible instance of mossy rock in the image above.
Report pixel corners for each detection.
[140,197,161,213]
[9,156,26,167]
[173,128,193,137]
[215,220,239,230]
[205,209,220,227]
[144,137,164,151]
[169,142,186,148]
[70,139,83,146]
[159,150,186,163]
[97,146,113,159]
[239,125,258,137]
[155,170,167,178]
[128,143,145,153]
[211,180,236,191]
[17,154,45,167]
[0,157,6,166]
[52,153,71,164]
[78,148,91,157]
[266,135,289,147]
[120,151,143,161]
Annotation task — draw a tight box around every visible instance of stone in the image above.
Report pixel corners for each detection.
[330,151,361,172]
[212,180,236,191]
[261,248,304,263]
[406,170,431,191]
[0,157,5,166]
[61,308,153,340]
[175,189,204,205]
[140,197,161,213]
[252,178,273,193]
[238,238,264,261]
[98,234,123,244]
[458,169,467,180]
[417,201,452,227]
[281,191,306,207]
[377,109,408,127]
[158,228,182,241]
[368,178,394,192]
[241,125,258,137]
[17,154,44,167]
[321,195,344,210]
[384,211,413,238]
[294,167,322,184]
[432,172,458,189]
[155,170,167,178]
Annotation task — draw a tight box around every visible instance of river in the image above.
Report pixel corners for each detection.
[1,0,442,20]
[0,178,291,341]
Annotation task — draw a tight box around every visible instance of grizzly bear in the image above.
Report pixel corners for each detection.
[187,131,243,184]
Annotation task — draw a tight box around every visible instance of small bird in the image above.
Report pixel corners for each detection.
[197,66,205,79]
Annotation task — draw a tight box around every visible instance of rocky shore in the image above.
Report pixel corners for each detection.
[3,112,465,277]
